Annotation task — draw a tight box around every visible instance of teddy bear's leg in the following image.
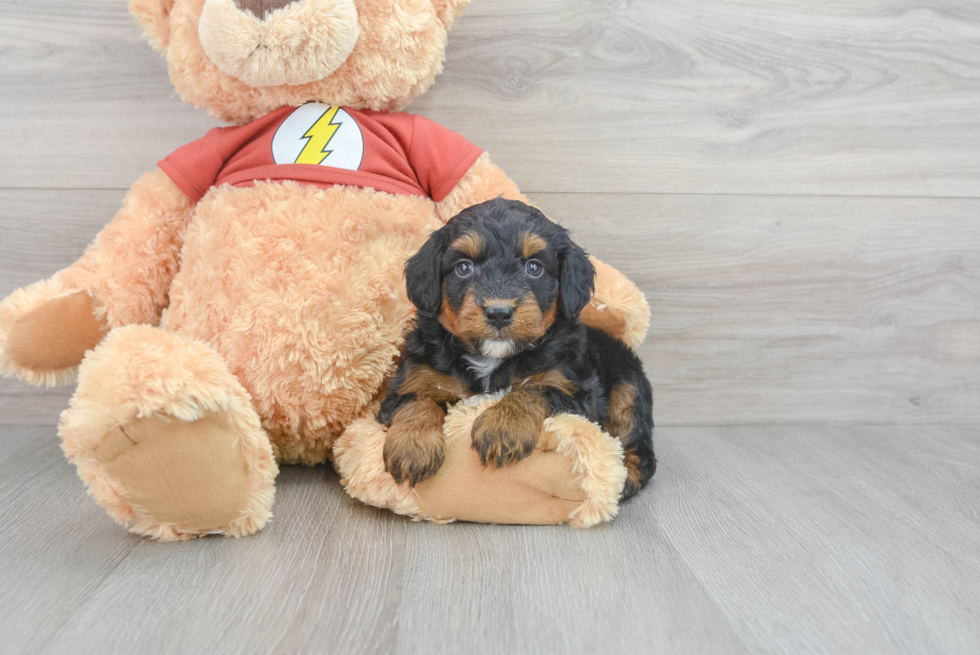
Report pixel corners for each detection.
[0,169,195,386]
[59,324,278,541]
[335,400,627,527]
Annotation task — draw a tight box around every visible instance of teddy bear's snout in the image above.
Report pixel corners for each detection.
[232,0,304,18]
[199,0,361,88]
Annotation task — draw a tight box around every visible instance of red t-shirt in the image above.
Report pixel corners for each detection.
[158,104,484,204]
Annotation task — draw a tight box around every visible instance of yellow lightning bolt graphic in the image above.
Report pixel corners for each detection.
[295,106,342,165]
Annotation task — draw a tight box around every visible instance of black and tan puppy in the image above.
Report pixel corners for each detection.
[378,198,655,499]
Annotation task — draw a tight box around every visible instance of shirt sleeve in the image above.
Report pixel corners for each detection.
[409,115,484,203]
[157,127,231,203]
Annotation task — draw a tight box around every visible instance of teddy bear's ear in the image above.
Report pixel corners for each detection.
[431,0,474,30]
[129,0,175,54]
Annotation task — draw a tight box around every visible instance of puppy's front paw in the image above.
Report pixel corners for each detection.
[383,423,445,486]
[471,405,541,468]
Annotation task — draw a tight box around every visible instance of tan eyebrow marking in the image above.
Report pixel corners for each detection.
[451,232,484,258]
[521,232,547,259]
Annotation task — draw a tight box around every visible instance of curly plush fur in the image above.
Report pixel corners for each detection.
[164,182,442,465]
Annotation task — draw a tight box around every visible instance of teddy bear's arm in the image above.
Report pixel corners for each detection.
[437,154,651,349]
[0,168,196,385]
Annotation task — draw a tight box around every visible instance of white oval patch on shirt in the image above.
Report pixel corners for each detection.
[272,103,364,170]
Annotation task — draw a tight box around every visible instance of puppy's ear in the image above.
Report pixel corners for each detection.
[406,225,452,314]
[558,238,596,320]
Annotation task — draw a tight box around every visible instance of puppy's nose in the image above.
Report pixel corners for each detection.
[484,305,515,329]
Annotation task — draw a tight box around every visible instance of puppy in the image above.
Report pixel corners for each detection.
[377,198,656,499]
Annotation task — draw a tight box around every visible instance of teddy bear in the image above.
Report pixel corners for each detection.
[0,0,650,540]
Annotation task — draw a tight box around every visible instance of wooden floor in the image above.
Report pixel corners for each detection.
[1,423,978,654]
[2,1,980,653]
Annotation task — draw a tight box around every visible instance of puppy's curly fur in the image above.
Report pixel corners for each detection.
[378,199,656,497]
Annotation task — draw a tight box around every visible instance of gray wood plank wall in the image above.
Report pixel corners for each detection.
[1,0,978,425]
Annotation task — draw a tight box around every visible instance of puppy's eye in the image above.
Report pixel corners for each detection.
[525,259,544,278]
[455,260,475,277]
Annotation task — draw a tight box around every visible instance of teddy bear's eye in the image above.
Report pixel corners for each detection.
[455,260,475,278]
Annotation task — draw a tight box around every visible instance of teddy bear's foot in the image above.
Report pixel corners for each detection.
[59,325,278,541]
[334,399,627,528]
[0,278,108,386]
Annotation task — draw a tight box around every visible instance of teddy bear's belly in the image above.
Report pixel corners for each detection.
[162,182,442,465]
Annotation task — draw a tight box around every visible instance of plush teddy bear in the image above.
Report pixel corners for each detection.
[0,0,650,540]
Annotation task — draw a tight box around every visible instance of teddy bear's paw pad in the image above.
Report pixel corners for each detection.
[414,447,588,525]
[93,411,258,537]
[1,288,107,384]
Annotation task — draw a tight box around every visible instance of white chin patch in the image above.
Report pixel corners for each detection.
[479,339,518,358]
